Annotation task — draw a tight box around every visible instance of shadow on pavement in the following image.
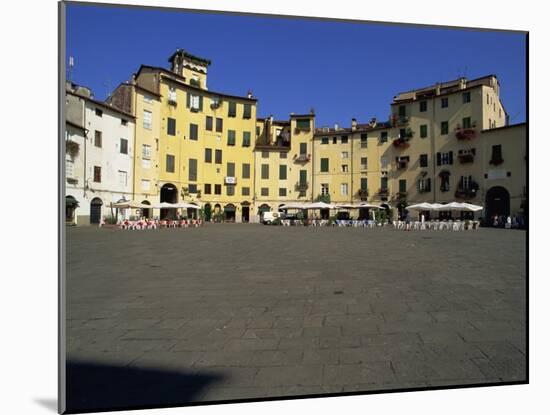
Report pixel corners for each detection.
[65,359,224,413]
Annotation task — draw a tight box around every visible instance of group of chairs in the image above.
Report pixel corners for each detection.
[279,219,380,227]
[393,219,480,231]
[104,218,203,230]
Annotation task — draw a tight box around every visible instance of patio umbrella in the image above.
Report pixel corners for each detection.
[279,203,307,209]
[461,203,483,212]
[359,203,383,209]
[335,203,364,209]
[406,202,434,211]
[304,202,335,209]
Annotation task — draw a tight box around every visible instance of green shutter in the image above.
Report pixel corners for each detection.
[300,170,307,184]
[198,96,203,111]
[186,92,190,108]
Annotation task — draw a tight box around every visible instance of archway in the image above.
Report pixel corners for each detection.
[258,204,270,221]
[241,202,250,223]
[224,204,236,222]
[160,183,178,219]
[485,186,510,223]
[141,200,151,218]
[90,197,103,224]
[66,195,78,224]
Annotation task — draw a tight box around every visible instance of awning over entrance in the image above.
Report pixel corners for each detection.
[66,196,79,207]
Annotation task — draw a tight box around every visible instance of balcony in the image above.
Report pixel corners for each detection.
[293,153,311,163]
[458,149,475,164]
[356,189,369,201]
[295,182,309,192]
[455,181,479,200]
[392,137,410,149]
[168,95,177,106]
[455,127,476,140]
[396,158,409,169]
[395,191,408,199]
[378,188,389,196]
[391,115,409,126]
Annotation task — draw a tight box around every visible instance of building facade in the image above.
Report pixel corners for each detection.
[67,49,526,225]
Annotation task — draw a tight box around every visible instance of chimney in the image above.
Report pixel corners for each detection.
[370,117,377,128]
[334,123,339,131]
[351,118,357,131]
[247,90,253,99]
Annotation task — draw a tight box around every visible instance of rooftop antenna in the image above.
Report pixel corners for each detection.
[67,55,74,81]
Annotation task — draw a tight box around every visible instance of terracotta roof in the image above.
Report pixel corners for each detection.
[66,90,135,119]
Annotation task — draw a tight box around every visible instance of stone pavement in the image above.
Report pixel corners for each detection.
[65,224,526,412]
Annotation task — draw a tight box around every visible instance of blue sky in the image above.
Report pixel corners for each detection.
[66,3,526,127]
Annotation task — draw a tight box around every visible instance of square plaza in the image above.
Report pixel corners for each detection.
[65,225,526,412]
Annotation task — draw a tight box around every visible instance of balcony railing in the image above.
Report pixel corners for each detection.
[391,115,409,126]
[396,160,409,169]
[392,137,410,149]
[396,191,408,199]
[168,95,177,106]
[455,181,479,199]
[293,153,311,163]
[295,182,309,192]
[378,188,389,196]
[458,152,475,164]
[357,189,369,201]
[455,127,476,140]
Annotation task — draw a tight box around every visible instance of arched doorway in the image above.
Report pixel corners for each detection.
[224,204,236,222]
[66,196,79,224]
[160,183,178,219]
[258,204,270,222]
[486,186,510,223]
[204,203,212,222]
[90,197,103,224]
[241,202,250,223]
[141,200,151,218]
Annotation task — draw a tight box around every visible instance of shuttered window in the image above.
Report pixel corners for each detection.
[166,155,175,173]
[228,130,236,146]
[279,165,287,180]
[242,131,251,147]
[189,123,198,140]
[167,118,176,136]
[189,158,197,181]
[261,164,269,179]
[228,101,237,117]
[320,158,329,172]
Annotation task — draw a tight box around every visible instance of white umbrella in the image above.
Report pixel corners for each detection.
[406,202,434,211]
[359,203,383,209]
[461,203,483,212]
[335,203,364,209]
[280,203,307,209]
[304,202,335,209]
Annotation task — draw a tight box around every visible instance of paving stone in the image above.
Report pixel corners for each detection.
[323,362,396,385]
[254,365,324,387]
[249,350,303,366]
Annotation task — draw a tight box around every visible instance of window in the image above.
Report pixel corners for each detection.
[189,123,198,141]
[242,187,250,196]
[261,164,269,179]
[93,166,101,182]
[204,184,212,194]
[321,183,329,196]
[242,163,250,179]
[228,101,237,117]
[487,93,490,105]
[142,159,150,169]
[380,131,388,143]
[95,108,103,117]
[142,144,151,159]
[243,103,252,119]
[440,173,450,192]
[419,101,427,112]
[399,128,406,138]
[190,75,200,87]
[166,155,175,173]
[381,177,388,190]
[489,118,492,129]
[216,118,223,132]
[214,184,222,195]
[279,165,287,180]
[436,151,454,166]
[189,158,197,181]
[361,157,368,171]
[242,131,251,147]
[279,188,287,197]
[420,125,428,138]
[418,178,431,192]
[398,105,406,117]
[187,184,197,194]
[205,148,212,163]
[94,130,102,148]
[296,118,310,130]
[360,178,368,190]
[420,154,428,167]
[226,185,235,196]
[66,159,74,178]
[360,134,368,148]
[441,121,449,135]
[321,137,329,145]
[205,116,213,131]
[463,91,471,103]
[399,179,407,193]
[118,170,127,187]
[188,93,202,111]
[256,126,261,136]
[215,149,222,164]
[141,179,150,191]
[341,151,349,159]
[121,119,128,126]
[227,130,236,146]
[227,162,235,177]
[300,142,307,155]
[441,97,448,108]
[333,137,337,144]
[342,164,348,173]
[167,118,176,136]
[341,135,348,144]
[120,138,128,154]
[299,170,307,185]
[320,158,329,172]
[168,86,177,103]
[262,151,269,159]
[280,152,287,159]
[143,95,153,104]
[380,156,389,169]
[143,110,152,130]
[490,145,503,164]
[261,187,269,196]
[462,117,472,129]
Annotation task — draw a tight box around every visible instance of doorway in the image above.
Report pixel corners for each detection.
[90,197,103,224]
